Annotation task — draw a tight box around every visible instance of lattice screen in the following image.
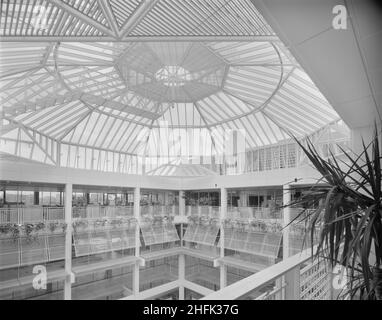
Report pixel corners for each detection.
[0,238,19,269]
[141,223,179,246]
[222,228,282,259]
[0,234,66,269]
[183,224,219,246]
[300,259,332,300]
[73,227,137,257]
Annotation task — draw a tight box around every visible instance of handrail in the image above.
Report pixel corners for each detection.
[202,246,317,300]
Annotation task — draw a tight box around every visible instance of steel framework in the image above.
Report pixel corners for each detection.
[0,0,341,173]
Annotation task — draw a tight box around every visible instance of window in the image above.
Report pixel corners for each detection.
[107,194,116,206]
[20,191,34,206]
[38,192,63,206]
[72,193,86,206]
[5,190,17,203]
[89,193,103,205]
[50,192,62,205]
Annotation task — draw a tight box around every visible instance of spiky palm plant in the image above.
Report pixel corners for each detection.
[287,126,382,300]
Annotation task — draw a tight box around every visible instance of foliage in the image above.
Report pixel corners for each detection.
[95,218,108,227]
[0,224,12,235]
[72,219,88,232]
[187,215,199,224]
[109,218,124,228]
[49,221,59,233]
[285,125,382,300]
[0,221,67,242]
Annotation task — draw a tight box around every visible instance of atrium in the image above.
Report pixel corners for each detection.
[0,0,381,301]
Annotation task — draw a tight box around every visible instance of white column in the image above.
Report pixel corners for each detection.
[64,183,72,300]
[178,253,185,300]
[133,187,140,296]
[283,184,291,259]
[220,265,227,289]
[179,191,185,217]
[279,184,292,300]
[220,187,227,289]
[220,187,227,258]
[284,266,300,300]
[56,142,61,167]
[179,190,185,247]
[164,191,169,205]
[142,156,146,175]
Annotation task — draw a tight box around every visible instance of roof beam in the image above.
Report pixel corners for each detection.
[0,123,18,136]
[0,66,41,79]
[119,0,160,40]
[0,35,279,42]
[46,0,115,37]
[229,63,297,67]
[3,92,162,121]
[2,118,57,165]
[96,0,120,38]
[40,44,54,66]
[20,127,57,165]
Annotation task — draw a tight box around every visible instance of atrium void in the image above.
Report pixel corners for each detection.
[0,0,380,302]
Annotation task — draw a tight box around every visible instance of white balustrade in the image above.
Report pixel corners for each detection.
[0,205,286,225]
[202,246,333,300]
[0,206,66,223]
[0,205,138,224]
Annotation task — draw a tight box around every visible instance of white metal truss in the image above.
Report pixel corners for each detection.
[0,0,277,41]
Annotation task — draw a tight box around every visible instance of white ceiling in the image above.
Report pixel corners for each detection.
[252,0,382,129]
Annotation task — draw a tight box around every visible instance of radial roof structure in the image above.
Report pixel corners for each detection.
[0,0,341,172]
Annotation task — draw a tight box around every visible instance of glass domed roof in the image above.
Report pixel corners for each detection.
[0,0,341,173]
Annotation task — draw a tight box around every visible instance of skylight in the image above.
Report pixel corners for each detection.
[155,66,192,87]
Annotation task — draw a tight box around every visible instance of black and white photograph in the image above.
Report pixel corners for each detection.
[0,0,381,308]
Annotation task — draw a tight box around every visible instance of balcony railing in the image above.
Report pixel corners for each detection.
[184,206,282,220]
[202,247,333,300]
[0,205,307,224]
[140,205,178,218]
[72,205,135,219]
[0,206,65,224]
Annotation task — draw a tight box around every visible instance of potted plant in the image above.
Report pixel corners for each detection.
[286,126,382,300]
[94,218,108,229]
[22,222,45,243]
[187,215,198,225]
[72,219,88,233]
[0,224,13,239]
[47,221,66,234]
[224,219,234,229]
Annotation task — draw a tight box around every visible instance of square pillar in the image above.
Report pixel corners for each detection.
[178,254,185,300]
[179,191,185,217]
[284,266,300,300]
[179,190,185,247]
[283,184,291,259]
[220,265,227,289]
[164,191,169,205]
[64,183,72,300]
[220,187,227,289]
[133,263,140,296]
[220,187,227,258]
[133,187,140,295]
